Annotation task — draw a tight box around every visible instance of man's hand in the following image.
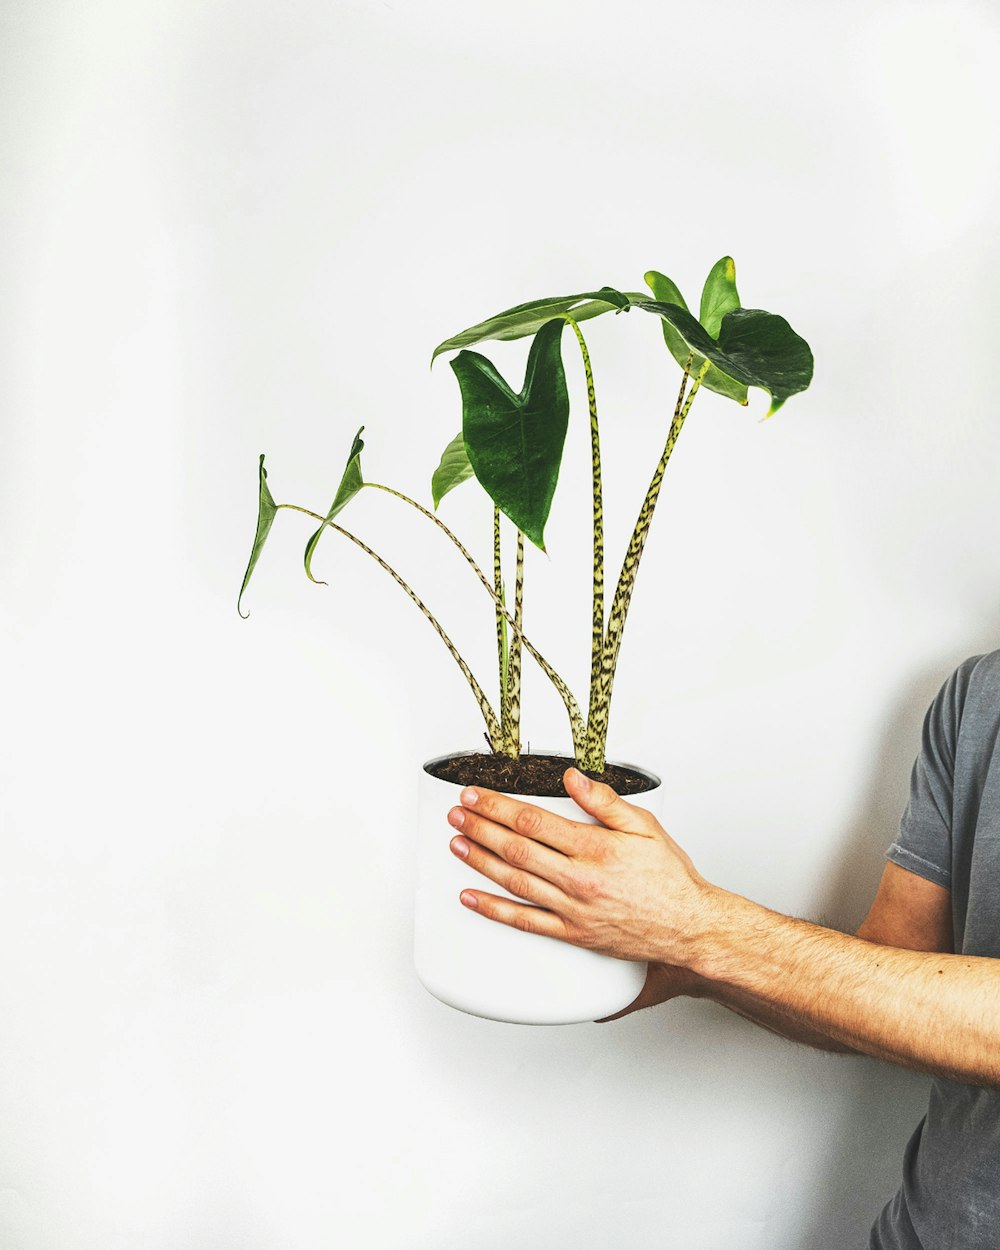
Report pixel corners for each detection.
[446,766,713,968]
[446,768,1000,1086]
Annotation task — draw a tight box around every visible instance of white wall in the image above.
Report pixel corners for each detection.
[2,1,999,1246]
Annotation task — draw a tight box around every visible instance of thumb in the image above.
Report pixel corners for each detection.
[564,767,652,834]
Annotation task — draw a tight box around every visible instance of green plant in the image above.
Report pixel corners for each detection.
[238,257,813,775]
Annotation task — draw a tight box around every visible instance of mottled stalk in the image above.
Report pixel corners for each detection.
[279,503,503,748]
[583,358,708,771]
[361,484,587,756]
[564,316,606,757]
[494,505,509,715]
[503,528,524,757]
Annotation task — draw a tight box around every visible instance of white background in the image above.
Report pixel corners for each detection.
[2,1,1000,1246]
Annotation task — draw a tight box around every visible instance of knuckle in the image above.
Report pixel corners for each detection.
[515,807,542,838]
[561,917,592,947]
[573,871,603,902]
[512,909,536,934]
[635,808,656,833]
[504,868,532,900]
[502,837,531,868]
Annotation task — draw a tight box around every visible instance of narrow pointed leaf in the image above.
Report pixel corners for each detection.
[644,269,690,313]
[238,454,278,618]
[431,432,475,509]
[451,319,570,551]
[635,301,813,415]
[304,426,365,585]
[699,256,741,340]
[644,269,748,404]
[431,287,641,363]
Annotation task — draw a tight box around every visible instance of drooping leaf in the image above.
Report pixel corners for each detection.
[644,269,748,405]
[699,256,741,340]
[304,426,366,585]
[711,307,814,415]
[635,301,813,416]
[451,319,570,551]
[238,454,279,619]
[431,287,640,363]
[431,431,475,509]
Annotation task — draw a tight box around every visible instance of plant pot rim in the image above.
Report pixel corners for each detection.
[422,747,661,791]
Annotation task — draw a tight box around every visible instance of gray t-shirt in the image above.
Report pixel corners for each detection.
[870,649,1000,1249]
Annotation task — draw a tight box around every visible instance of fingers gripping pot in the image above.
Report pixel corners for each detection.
[414,750,663,1024]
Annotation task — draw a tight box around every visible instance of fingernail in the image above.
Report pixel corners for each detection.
[460,788,479,806]
[460,891,478,909]
[448,808,465,828]
[571,767,591,790]
[451,836,470,859]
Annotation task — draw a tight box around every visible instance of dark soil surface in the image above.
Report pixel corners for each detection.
[425,751,658,797]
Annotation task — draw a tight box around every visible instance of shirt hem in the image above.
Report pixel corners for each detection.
[886,843,952,888]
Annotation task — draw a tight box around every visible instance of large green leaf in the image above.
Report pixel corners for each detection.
[635,301,813,416]
[431,431,475,509]
[711,308,814,415]
[699,256,741,340]
[304,426,366,585]
[451,319,570,551]
[644,269,748,404]
[238,454,279,619]
[431,287,640,363]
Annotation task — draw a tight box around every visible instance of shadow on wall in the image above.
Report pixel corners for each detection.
[792,633,1000,1250]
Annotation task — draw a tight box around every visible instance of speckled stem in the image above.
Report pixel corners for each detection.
[280,502,503,748]
[582,357,707,772]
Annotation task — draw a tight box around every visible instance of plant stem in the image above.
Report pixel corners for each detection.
[366,482,587,756]
[564,316,606,760]
[583,357,708,772]
[278,503,504,749]
[494,506,514,758]
[505,527,524,757]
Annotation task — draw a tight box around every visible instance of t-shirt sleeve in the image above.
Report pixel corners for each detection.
[886,659,979,889]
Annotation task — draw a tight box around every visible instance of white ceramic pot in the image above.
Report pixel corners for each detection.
[414,749,663,1025]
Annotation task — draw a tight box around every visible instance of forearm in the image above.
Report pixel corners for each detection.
[688,974,857,1054]
[685,888,1000,1086]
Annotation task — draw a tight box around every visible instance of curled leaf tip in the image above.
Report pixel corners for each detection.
[763,396,786,420]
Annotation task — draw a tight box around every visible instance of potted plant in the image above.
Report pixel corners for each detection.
[238,257,813,1024]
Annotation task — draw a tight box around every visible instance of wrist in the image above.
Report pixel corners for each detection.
[681,883,759,983]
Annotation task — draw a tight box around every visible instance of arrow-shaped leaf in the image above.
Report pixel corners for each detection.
[238,454,279,619]
[304,426,366,585]
[644,269,748,404]
[432,287,639,363]
[431,432,475,509]
[451,319,570,551]
[635,301,813,416]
